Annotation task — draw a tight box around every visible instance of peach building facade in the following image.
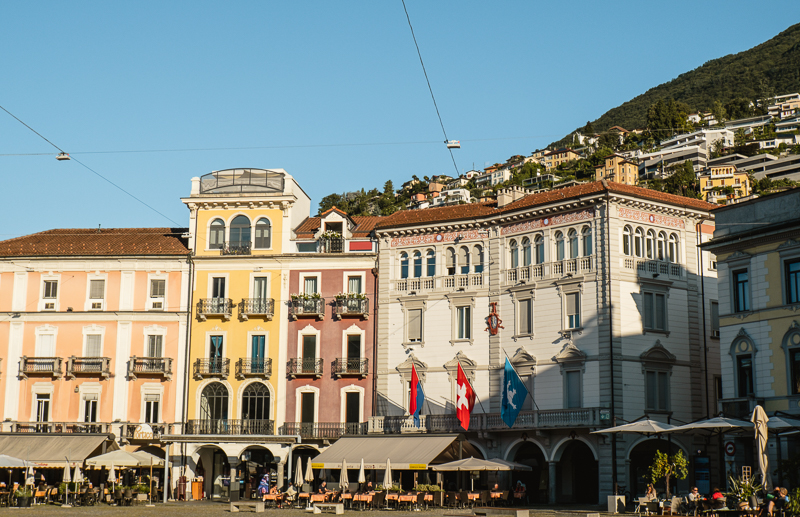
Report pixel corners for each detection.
[0,228,190,447]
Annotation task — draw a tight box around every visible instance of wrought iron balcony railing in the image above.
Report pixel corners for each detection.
[318,238,344,253]
[9,421,114,434]
[239,298,274,320]
[185,419,274,435]
[236,358,272,380]
[18,357,62,380]
[332,358,368,378]
[196,298,233,321]
[279,422,368,439]
[288,298,325,320]
[123,422,171,440]
[127,356,173,380]
[333,298,369,319]
[220,242,252,256]
[287,358,323,378]
[66,356,111,380]
[193,358,230,379]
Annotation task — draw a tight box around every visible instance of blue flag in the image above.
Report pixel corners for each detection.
[501,357,529,428]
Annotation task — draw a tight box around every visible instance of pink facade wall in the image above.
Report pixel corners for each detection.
[285,268,375,423]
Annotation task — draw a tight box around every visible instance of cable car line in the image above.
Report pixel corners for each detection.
[400,0,459,175]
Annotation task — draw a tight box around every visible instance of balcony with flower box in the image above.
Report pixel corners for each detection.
[318,232,344,253]
[238,298,275,320]
[220,242,252,256]
[288,296,325,320]
[332,358,369,378]
[333,295,369,320]
[66,356,111,380]
[127,356,173,381]
[196,298,233,321]
[18,356,63,380]
[235,358,272,380]
[193,358,230,380]
[287,358,323,379]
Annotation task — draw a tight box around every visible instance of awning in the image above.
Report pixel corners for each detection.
[310,434,480,470]
[0,454,28,468]
[0,434,118,468]
[85,449,163,469]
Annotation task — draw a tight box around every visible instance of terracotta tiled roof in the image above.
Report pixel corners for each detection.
[375,201,498,230]
[0,228,190,257]
[294,216,382,239]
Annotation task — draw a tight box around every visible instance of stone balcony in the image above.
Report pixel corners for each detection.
[18,357,62,380]
[505,257,595,285]
[393,273,487,294]
[622,258,684,279]
[127,356,173,380]
[66,356,111,380]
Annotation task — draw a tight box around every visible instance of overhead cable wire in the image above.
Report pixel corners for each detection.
[400,0,459,175]
[0,104,183,227]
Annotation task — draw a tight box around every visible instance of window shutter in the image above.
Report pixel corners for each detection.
[519,299,531,335]
[408,309,422,342]
[86,335,101,356]
[646,371,656,409]
[90,280,105,299]
[643,293,653,329]
[655,294,666,330]
[566,371,581,408]
[37,334,55,356]
[711,301,720,332]
[148,335,163,357]
[566,293,578,315]
[658,372,669,410]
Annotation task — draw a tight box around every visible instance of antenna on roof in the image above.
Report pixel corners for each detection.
[97,224,101,234]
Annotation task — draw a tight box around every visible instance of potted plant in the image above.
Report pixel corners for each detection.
[648,449,688,498]
[14,487,33,507]
[727,475,762,509]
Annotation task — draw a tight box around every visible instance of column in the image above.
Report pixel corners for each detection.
[548,461,557,504]
[163,443,171,503]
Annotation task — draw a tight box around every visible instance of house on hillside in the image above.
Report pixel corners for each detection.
[697,165,752,205]
[543,148,582,171]
[594,153,639,185]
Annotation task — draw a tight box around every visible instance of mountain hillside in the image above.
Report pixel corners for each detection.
[554,22,800,143]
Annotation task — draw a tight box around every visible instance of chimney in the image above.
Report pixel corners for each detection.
[190,177,201,196]
[496,185,528,208]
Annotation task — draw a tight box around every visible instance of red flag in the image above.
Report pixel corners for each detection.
[456,363,475,430]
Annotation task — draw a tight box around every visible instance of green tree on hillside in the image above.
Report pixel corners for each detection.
[647,99,691,141]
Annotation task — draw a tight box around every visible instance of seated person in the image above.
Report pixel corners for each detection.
[365,481,374,493]
[269,485,279,495]
[644,484,657,502]
[284,482,297,499]
[492,483,500,492]
[514,480,525,493]
[686,486,700,513]
[318,481,329,494]
[762,487,790,517]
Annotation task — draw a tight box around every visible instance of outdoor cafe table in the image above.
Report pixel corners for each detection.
[469,492,480,501]
[264,493,283,506]
[354,493,373,510]
[491,491,503,500]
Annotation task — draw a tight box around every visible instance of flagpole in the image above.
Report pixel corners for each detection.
[501,348,538,411]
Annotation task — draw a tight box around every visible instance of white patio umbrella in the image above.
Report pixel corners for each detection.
[339,459,349,493]
[591,419,676,436]
[660,416,753,435]
[0,455,27,468]
[767,416,800,432]
[25,465,34,486]
[304,459,315,508]
[382,458,392,490]
[357,459,366,484]
[752,406,772,491]
[107,463,117,492]
[72,465,83,484]
[294,458,304,488]
[62,462,73,508]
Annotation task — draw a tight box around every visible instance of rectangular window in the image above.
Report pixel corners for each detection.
[212,277,226,298]
[85,334,101,357]
[37,334,55,357]
[787,259,800,304]
[253,277,268,300]
[736,355,754,397]
[711,301,720,338]
[408,309,422,343]
[302,335,317,372]
[345,392,360,424]
[36,394,50,423]
[301,392,315,423]
[645,371,670,411]
[791,349,800,395]
[457,306,471,340]
[43,280,58,299]
[566,293,580,329]
[90,279,105,299]
[304,277,318,295]
[733,269,749,312]
[83,394,98,423]
[643,292,667,331]
[348,276,362,294]
[147,335,163,357]
[144,394,160,423]
[150,279,166,298]
[347,334,361,360]
[565,370,581,408]
[209,335,223,359]
[519,299,532,335]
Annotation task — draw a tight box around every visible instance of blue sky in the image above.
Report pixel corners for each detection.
[1,1,797,237]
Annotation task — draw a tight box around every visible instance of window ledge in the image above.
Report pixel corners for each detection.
[644,329,670,337]
[644,409,672,416]
[402,341,425,348]
[449,339,474,347]
[513,334,534,341]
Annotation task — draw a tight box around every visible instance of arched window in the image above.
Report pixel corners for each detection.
[668,234,679,263]
[459,246,470,274]
[425,249,436,277]
[230,215,251,248]
[783,327,800,395]
[634,228,643,258]
[534,235,545,264]
[210,219,225,249]
[645,230,655,259]
[509,240,519,269]
[522,237,532,266]
[200,382,229,420]
[400,252,409,279]
[254,218,271,249]
[472,245,484,273]
[582,226,592,256]
[622,226,632,256]
[568,229,579,259]
[555,232,565,261]
[241,382,270,421]
[413,251,422,278]
[446,247,456,275]
[657,232,667,261]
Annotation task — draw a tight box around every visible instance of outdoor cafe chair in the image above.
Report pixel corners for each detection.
[370,491,385,510]
[461,490,472,508]
[446,491,458,508]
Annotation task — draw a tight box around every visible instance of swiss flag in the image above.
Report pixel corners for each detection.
[456,363,475,430]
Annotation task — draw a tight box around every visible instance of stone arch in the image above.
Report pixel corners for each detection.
[549,436,598,462]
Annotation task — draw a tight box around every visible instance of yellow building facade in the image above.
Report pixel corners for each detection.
[699,165,752,204]
[593,153,639,185]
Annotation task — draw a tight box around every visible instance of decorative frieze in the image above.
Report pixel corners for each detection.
[618,207,685,229]
[500,208,595,236]
[390,229,487,248]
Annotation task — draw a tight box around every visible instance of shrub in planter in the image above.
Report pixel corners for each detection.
[15,488,33,507]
